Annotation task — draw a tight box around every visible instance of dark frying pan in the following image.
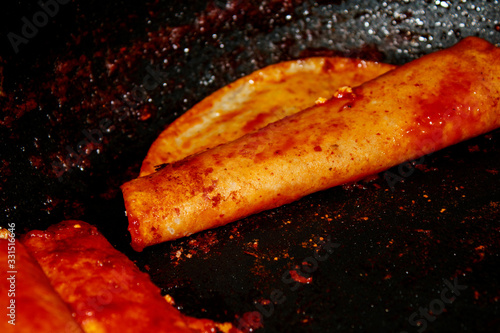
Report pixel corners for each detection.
[1,1,499,332]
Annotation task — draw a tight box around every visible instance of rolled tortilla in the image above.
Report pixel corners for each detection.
[0,229,83,333]
[21,221,235,333]
[122,37,500,251]
[140,57,396,176]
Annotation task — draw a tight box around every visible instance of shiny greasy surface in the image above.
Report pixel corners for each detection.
[140,57,396,176]
[21,221,231,333]
[2,1,500,332]
[122,37,500,251]
[0,232,83,333]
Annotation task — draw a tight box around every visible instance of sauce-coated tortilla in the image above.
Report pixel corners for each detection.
[122,37,500,251]
[21,221,235,333]
[140,57,396,176]
[0,229,83,333]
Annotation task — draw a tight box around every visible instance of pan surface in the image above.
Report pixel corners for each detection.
[1,0,499,332]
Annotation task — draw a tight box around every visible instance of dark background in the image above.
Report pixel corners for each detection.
[1,1,499,332]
